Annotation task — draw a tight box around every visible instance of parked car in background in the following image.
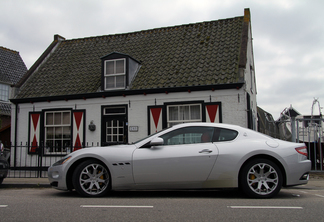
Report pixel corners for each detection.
[0,143,10,185]
[48,123,311,198]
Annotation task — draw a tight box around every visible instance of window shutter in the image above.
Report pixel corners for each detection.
[28,112,41,153]
[205,103,222,123]
[148,107,163,135]
[72,110,85,151]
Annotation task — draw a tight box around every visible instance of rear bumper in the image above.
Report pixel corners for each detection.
[286,160,311,186]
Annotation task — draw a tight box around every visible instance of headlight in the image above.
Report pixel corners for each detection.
[53,156,71,166]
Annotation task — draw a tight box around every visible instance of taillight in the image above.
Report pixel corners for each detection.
[295,146,308,157]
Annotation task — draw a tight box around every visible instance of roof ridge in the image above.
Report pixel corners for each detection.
[63,15,244,43]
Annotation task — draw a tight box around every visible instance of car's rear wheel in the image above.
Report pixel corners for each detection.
[240,158,282,198]
[72,159,111,197]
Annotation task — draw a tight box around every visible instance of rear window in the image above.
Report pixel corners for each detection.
[214,128,238,142]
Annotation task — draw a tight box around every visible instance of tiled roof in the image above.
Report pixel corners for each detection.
[0,103,11,116]
[15,13,248,99]
[0,47,27,85]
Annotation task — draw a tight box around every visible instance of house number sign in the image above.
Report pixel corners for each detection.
[129,126,139,132]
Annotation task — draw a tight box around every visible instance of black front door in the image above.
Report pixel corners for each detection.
[101,106,128,146]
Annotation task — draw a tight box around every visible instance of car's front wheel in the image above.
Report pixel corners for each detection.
[240,158,283,198]
[72,159,111,197]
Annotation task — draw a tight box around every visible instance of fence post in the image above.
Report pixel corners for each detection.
[38,141,43,178]
[291,117,296,142]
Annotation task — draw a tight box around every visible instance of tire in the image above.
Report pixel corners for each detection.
[240,158,282,198]
[72,159,111,197]
[0,177,3,185]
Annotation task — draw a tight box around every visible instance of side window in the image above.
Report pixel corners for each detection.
[214,128,238,142]
[160,126,214,145]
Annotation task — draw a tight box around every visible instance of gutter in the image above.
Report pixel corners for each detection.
[10,82,245,104]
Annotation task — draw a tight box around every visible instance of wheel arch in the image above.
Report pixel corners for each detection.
[238,154,287,187]
[66,157,111,191]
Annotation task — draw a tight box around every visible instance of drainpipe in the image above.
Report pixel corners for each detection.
[14,103,18,168]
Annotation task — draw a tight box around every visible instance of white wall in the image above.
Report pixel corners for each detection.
[11,88,247,145]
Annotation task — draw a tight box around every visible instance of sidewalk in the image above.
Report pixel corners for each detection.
[0,177,51,188]
[1,173,323,189]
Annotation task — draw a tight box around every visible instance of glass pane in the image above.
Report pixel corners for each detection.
[54,113,61,125]
[46,140,54,152]
[169,106,178,120]
[116,60,124,73]
[106,76,115,89]
[116,75,125,88]
[105,61,114,74]
[118,135,123,142]
[63,126,71,138]
[63,140,71,152]
[46,113,53,125]
[190,105,201,120]
[46,127,54,139]
[179,106,189,120]
[63,112,70,124]
[55,127,62,139]
[55,140,62,152]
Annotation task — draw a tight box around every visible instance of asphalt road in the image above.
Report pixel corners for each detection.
[1,183,324,221]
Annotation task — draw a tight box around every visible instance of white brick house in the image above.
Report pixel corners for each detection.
[10,9,257,162]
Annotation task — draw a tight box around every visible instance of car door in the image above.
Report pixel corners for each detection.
[132,126,219,185]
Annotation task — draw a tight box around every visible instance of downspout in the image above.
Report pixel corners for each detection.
[14,103,18,168]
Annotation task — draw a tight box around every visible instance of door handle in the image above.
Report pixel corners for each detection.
[199,149,213,153]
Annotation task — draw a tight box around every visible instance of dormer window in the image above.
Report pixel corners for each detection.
[104,59,126,90]
[101,52,141,91]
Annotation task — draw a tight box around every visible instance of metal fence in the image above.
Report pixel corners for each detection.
[267,117,324,171]
[6,142,100,178]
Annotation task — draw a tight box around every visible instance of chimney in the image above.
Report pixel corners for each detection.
[54,34,65,42]
[244,8,250,23]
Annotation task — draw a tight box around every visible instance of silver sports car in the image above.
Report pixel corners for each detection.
[48,123,311,198]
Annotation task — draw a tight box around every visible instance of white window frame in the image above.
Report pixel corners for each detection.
[44,111,71,154]
[104,58,126,90]
[167,104,202,127]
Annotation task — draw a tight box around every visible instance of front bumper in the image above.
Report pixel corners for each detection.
[48,165,68,190]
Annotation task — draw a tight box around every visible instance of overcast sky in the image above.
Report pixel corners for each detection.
[1,0,323,119]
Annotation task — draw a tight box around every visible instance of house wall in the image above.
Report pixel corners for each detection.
[11,88,247,145]
[243,21,258,130]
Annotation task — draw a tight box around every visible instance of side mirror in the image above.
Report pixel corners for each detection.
[150,137,164,146]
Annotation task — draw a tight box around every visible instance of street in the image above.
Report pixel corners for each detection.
[1,183,324,221]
